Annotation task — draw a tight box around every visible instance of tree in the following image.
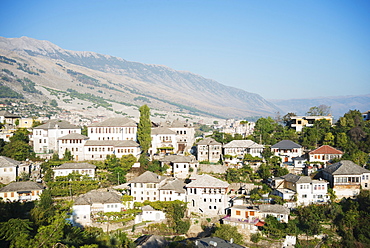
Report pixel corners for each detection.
[306,105,331,116]
[63,149,74,161]
[2,140,33,161]
[213,224,244,245]
[50,99,58,107]
[137,105,151,154]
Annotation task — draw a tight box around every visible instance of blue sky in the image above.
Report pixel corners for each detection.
[1,0,369,99]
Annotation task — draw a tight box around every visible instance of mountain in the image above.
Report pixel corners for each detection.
[270,94,370,119]
[0,36,281,120]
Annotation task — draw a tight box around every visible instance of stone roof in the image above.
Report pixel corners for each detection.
[0,156,21,168]
[58,133,89,140]
[323,160,370,175]
[135,235,169,248]
[280,173,312,184]
[130,171,166,183]
[193,237,246,248]
[89,117,137,127]
[258,204,290,215]
[0,181,43,192]
[35,120,80,130]
[151,127,177,135]
[271,140,302,149]
[85,140,139,147]
[159,178,186,193]
[53,162,96,170]
[196,137,221,146]
[159,155,195,163]
[74,190,122,205]
[142,205,156,211]
[223,140,264,148]
[0,110,20,118]
[186,174,229,188]
[309,145,343,155]
[292,156,306,161]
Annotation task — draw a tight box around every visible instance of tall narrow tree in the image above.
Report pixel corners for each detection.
[137,105,151,167]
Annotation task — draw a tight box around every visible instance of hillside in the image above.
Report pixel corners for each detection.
[0,36,282,120]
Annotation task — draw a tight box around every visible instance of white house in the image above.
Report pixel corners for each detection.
[271,140,303,164]
[150,127,178,155]
[0,156,30,184]
[164,120,195,154]
[185,174,229,216]
[33,120,81,159]
[129,171,167,202]
[159,155,199,178]
[135,205,166,224]
[57,133,89,161]
[83,140,140,160]
[0,181,44,202]
[290,116,333,132]
[196,137,222,163]
[308,145,343,165]
[321,160,370,199]
[223,140,264,164]
[158,178,186,202]
[272,173,329,205]
[53,162,96,178]
[88,117,137,141]
[72,190,123,226]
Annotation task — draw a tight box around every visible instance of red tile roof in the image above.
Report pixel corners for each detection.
[309,145,343,155]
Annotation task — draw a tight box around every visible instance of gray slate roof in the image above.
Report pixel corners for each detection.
[34,119,80,130]
[85,140,139,147]
[159,179,186,193]
[0,181,43,192]
[196,137,221,146]
[258,204,290,215]
[58,133,89,140]
[193,237,246,248]
[151,127,177,135]
[74,190,122,205]
[89,117,137,127]
[54,162,96,170]
[323,160,370,175]
[0,110,20,118]
[130,171,167,183]
[223,140,264,148]
[0,156,21,168]
[271,140,302,149]
[159,155,195,163]
[280,173,312,184]
[187,174,229,188]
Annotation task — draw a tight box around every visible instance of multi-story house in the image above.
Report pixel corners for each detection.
[308,145,343,165]
[223,204,290,234]
[33,120,81,159]
[72,190,123,226]
[159,155,199,178]
[271,140,303,164]
[52,162,96,178]
[185,174,229,216]
[290,115,333,132]
[129,171,167,202]
[321,160,370,199]
[57,133,89,161]
[0,156,30,184]
[165,120,195,154]
[0,181,44,202]
[158,178,186,202]
[222,119,255,137]
[83,140,140,160]
[196,137,222,163]
[0,110,20,126]
[150,127,178,155]
[223,140,264,164]
[88,117,137,141]
[271,173,329,205]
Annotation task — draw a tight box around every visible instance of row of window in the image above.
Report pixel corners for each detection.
[61,139,83,144]
[335,177,360,183]
[3,191,40,197]
[203,198,222,202]
[176,130,187,135]
[90,127,135,134]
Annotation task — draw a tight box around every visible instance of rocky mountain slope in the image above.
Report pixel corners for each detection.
[0,36,281,119]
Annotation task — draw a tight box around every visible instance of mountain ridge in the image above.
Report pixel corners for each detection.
[0,36,281,119]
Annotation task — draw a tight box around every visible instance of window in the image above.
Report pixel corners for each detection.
[236,210,241,216]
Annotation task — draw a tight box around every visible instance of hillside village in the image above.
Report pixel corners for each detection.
[0,105,370,248]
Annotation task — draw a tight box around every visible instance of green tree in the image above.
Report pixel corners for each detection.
[63,149,74,161]
[50,99,58,107]
[306,105,331,116]
[2,140,33,161]
[213,224,244,245]
[137,105,151,154]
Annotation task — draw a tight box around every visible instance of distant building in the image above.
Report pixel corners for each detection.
[83,140,140,160]
[88,117,137,141]
[52,162,96,178]
[223,140,264,164]
[0,156,30,184]
[321,160,370,199]
[0,181,44,202]
[308,145,343,164]
[57,133,89,161]
[159,155,199,178]
[0,110,20,126]
[196,137,222,163]
[163,120,195,154]
[290,116,333,132]
[129,171,167,202]
[362,110,370,121]
[158,178,186,202]
[150,127,178,155]
[271,140,303,164]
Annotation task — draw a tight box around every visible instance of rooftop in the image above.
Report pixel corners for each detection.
[74,190,122,205]
[271,140,302,149]
[54,162,96,170]
[0,156,21,168]
[34,119,80,130]
[130,171,167,184]
[89,117,137,127]
[323,160,370,175]
[0,181,43,192]
[223,140,264,148]
[309,145,343,155]
[187,174,229,188]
